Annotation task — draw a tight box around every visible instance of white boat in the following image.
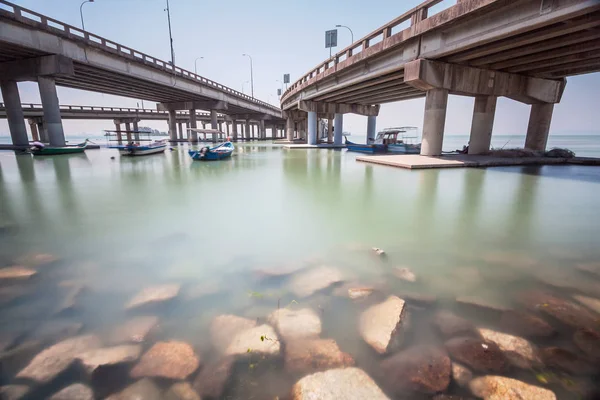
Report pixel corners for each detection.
[378,127,421,154]
[117,139,168,156]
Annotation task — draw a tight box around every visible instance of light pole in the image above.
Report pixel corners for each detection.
[194,57,204,75]
[242,54,254,98]
[242,81,250,95]
[165,0,175,66]
[79,0,94,31]
[335,24,354,44]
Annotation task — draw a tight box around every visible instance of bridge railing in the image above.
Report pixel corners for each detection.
[281,0,452,101]
[0,103,220,118]
[0,0,280,113]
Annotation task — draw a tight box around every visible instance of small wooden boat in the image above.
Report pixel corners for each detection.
[30,141,88,156]
[117,140,167,156]
[345,137,386,154]
[188,142,234,161]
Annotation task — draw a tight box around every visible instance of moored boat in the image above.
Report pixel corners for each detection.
[188,141,234,161]
[382,127,421,154]
[345,138,386,154]
[30,141,88,156]
[117,139,168,156]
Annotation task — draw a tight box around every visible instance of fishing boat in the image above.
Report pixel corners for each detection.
[380,127,421,154]
[345,137,386,154]
[30,140,88,156]
[117,139,168,156]
[188,141,234,161]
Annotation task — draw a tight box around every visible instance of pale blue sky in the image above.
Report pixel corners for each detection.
[1,0,599,137]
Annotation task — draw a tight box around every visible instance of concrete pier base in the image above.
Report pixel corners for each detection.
[367,115,377,143]
[420,88,448,156]
[0,80,28,146]
[525,103,554,151]
[468,96,497,155]
[307,111,317,145]
[38,77,66,147]
[334,113,343,145]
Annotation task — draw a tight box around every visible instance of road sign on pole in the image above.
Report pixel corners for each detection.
[283,74,290,84]
[325,29,338,48]
[277,89,282,96]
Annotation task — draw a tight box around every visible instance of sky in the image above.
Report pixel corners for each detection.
[1,0,599,137]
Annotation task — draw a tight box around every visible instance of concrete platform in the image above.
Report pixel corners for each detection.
[356,154,600,169]
[283,144,346,149]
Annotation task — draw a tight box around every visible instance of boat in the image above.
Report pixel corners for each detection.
[188,141,234,161]
[345,137,386,154]
[30,140,88,156]
[380,127,421,154]
[117,139,168,156]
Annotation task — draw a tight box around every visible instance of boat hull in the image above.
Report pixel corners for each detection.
[387,143,421,154]
[119,144,167,156]
[31,145,87,156]
[345,140,386,154]
[189,142,234,161]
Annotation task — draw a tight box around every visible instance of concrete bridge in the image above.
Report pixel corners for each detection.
[0,103,282,143]
[281,0,600,155]
[0,0,284,147]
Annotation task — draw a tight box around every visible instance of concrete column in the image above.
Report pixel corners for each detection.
[28,119,40,141]
[133,120,140,142]
[307,111,317,145]
[327,119,333,143]
[420,88,448,156]
[115,122,122,145]
[189,109,198,142]
[202,122,207,129]
[367,116,377,143]
[286,118,294,141]
[226,122,230,135]
[245,120,250,140]
[38,76,65,147]
[251,124,255,139]
[525,103,554,151]
[259,120,266,140]
[177,122,183,140]
[125,122,132,143]
[184,122,189,139]
[272,126,277,139]
[168,109,177,141]
[0,80,28,146]
[38,120,48,142]
[334,113,343,145]
[210,110,218,130]
[468,95,497,155]
[218,121,223,132]
[231,119,238,141]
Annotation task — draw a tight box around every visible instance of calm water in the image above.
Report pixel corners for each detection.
[1,140,600,398]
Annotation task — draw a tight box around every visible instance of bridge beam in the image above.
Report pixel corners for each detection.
[404,59,566,104]
[0,55,74,82]
[158,100,228,112]
[298,100,380,117]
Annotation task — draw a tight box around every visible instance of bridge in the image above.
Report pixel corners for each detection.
[280,0,600,155]
[0,103,280,143]
[0,0,284,147]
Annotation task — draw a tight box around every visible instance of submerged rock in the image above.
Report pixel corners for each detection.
[32,320,83,342]
[291,367,390,400]
[348,287,375,300]
[0,385,30,400]
[519,290,597,329]
[397,291,437,307]
[225,324,280,357]
[15,253,58,267]
[451,362,473,388]
[108,316,159,344]
[268,308,321,341]
[0,266,36,281]
[573,294,600,314]
[477,328,540,369]
[49,383,94,400]
[455,296,509,314]
[539,346,596,375]
[193,356,235,399]
[130,341,200,380]
[577,262,600,278]
[359,296,406,354]
[445,337,508,373]
[125,284,180,310]
[393,267,416,282]
[499,310,556,338]
[469,375,556,400]
[164,382,200,400]
[76,344,142,377]
[210,314,257,354]
[285,338,354,373]
[0,340,44,378]
[105,378,162,400]
[432,310,477,339]
[16,335,101,384]
[573,328,600,362]
[380,345,451,394]
[55,284,85,314]
[288,266,343,298]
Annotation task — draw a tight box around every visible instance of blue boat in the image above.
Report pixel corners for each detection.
[189,141,234,161]
[346,127,421,154]
[345,137,387,154]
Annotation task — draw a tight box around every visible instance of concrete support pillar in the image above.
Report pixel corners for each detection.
[468,95,497,155]
[367,116,377,143]
[38,76,66,147]
[28,119,40,141]
[184,122,189,139]
[133,120,140,142]
[189,109,198,142]
[245,120,250,140]
[259,120,266,140]
[210,110,218,130]
[286,118,294,141]
[251,124,255,139]
[115,122,122,145]
[333,113,343,145]
[125,122,132,143]
[218,121,223,132]
[0,80,28,146]
[327,119,333,143]
[177,122,183,140]
[231,119,238,141]
[168,109,177,141]
[525,103,554,151]
[271,126,277,139]
[307,111,317,145]
[420,88,448,156]
[226,122,230,135]
[37,120,48,143]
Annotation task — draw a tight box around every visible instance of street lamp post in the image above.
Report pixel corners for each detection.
[242,54,254,98]
[194,57,204,75]
[165,0,175,66]
[335,24,354,44]
[79,0,94,31]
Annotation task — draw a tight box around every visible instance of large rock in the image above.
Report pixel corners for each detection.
[105,378,162,400]
[538,347,596,375]
[291,367,390,400]
[455,296,509,314]
[477,328,540,369]
[519,291,597,329]
[0,385,30,400]
[285,339,354,373]
[288,266,343,298]
[108,316,159,344]
[210,314,257,354]
[499,310,555,338]
[76,345,142,377]
[393,267,416,282]
[431,311,477,339]
[348,287,375,300]
[0,266,36,281]
[268,308,321,341]
[0,340,43,378]
[16,335,101,384]
[164,382,201,400]
[573,328,600,362]
[193,356,235,399]
[130,341,200,380]
[469,375,556,400]
[380,345,451,394]
[32,320,83,342]
[359,296,406,354]
[445,337,508,373]
[125,284,180,310]
[49,384,93,400]
[573,294,600,314]
[225,324,280,357]
[451,362,472,388]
